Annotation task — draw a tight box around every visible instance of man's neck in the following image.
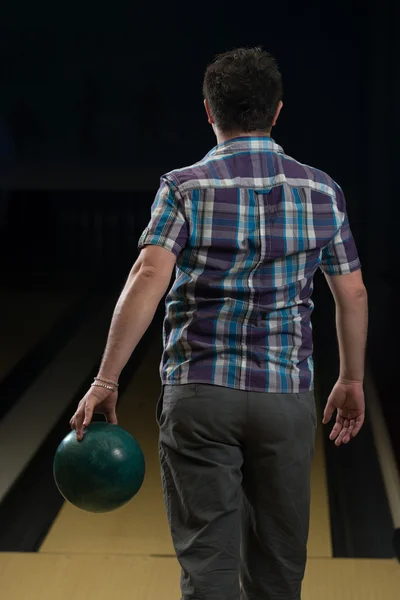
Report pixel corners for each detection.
[215,129,272,145]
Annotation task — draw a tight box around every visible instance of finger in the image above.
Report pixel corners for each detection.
[75,410,85,441]
[70,398,85,432]
[343,419,355,444]
[329,423,342,441]
[105,408,118,425]
[329,414,344,441]
[83,398,95,429]
[335,420,350,446]
[351,414,365,438]
[322,400,335,425]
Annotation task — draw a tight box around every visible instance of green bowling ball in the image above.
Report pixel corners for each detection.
[53,422,145,513]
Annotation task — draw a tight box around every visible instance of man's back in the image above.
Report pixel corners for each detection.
[138,136,361,393]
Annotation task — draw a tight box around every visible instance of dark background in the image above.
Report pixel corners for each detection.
[0,0,399,544]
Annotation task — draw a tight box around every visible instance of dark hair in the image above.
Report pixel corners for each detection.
[202,47,283,133]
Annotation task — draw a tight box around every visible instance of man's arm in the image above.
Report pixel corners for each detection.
[317,182,368,444]
[97,245,176,383]
[322,269,368,445]
[324,269,368,383]
[70,245,176,440]
[70,177,188,439]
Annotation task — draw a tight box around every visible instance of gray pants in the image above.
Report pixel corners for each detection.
[157,383,316,600]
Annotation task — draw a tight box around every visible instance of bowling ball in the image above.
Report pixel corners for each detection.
[53,422,145,513]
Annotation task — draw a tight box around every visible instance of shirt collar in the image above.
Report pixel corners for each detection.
[206,136,284,158]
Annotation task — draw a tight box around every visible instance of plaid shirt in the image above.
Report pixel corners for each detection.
[138,137,360,393]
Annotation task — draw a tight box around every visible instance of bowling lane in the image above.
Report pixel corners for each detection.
[0,289,80,381]
[2,553,400,600]
[41,336,332,558]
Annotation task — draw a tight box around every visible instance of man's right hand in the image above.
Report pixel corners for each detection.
[322,378,365,446]
[70,386,118,442]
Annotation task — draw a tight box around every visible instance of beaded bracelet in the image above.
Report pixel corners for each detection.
[91,382,118,392]
[94,377,119,388]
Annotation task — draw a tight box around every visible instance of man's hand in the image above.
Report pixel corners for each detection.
[322,378,365,446]
[70,386,118,441]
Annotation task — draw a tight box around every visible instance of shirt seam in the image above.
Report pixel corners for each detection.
[168,179,338,201]
[320,257,361,273]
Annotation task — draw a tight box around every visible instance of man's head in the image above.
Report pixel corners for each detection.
[203,47,283,141]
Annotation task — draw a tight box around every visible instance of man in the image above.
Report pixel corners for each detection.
[71,48,368,600]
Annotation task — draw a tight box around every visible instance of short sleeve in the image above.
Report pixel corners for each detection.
[319,186,361,276]
[138,178,189,257]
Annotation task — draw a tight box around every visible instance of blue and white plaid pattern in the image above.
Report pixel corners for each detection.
[138,137,361,392]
